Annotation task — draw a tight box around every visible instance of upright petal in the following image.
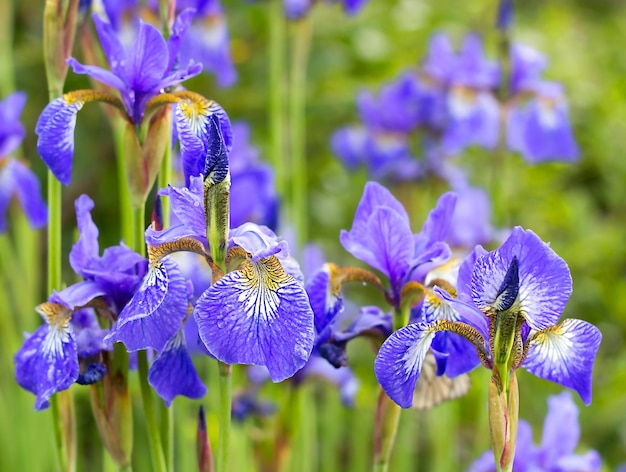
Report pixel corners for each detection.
[522,318,601,405]
[70,194,100,276]
[104,257,189,352]
[194,256,314,382]
[126,22,169,92]
[148,329,207,406]
[374,322,438,408]
[472,227,572,330]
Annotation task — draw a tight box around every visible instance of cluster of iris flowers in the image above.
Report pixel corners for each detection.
[3,0,605,471]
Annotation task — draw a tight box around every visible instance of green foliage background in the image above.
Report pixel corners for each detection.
[2,0,625,470]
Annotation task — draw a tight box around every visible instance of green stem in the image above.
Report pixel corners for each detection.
[0,0,15,95]
[160,401,174,472]
[269,0,286,198]
[114,119,134,246]
[158,121,173,228]
[289,17,313,250]
[217,362,232,472]
[372,389,402,472]
[137,350,167,472]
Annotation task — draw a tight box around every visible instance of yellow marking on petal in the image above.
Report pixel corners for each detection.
[62,89,126,113]
[36,302,72,329]
[147,237,208,267]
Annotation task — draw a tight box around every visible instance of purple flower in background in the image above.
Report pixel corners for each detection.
[508,82,579,163]
[284,0,369,20]
[177,0,237,87]
[0,92,27,157]
[331,126,422,181]
[375,227,602,408]
[442,34,500,154]
[0,93,47,232]
[229,122,278,229]
[446,183,494,249]
[468,391,602,472]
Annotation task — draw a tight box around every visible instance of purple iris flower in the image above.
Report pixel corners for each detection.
[468,391,602,472]
[507,81,579,163]
[331,126,422,181]
[36,10,201,185]
[375,227,602,408]
[69,12,200,123]
[340,181,456,303]
[177,0,237,87]
[14,282,106,410]
[70,195,147,312]
[0,92,48,232]
[442,34,500,155]
[194,222,314,382]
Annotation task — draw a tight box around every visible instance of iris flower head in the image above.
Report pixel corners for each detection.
[375,226,602,408]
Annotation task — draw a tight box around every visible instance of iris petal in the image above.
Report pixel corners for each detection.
[104,257,188,352]
[522,318,602,405]
[472,227,572,330]
[148,330,206,406]
[36,96,84,185]
[194,256,314,382]
[14,324,78,411]
[374,322,438,408]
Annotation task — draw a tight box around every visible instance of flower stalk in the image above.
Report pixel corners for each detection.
[488,371,519,472]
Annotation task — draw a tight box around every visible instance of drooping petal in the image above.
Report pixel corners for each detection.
[522,318,601,405]
[104,257,189,352]
[473,227,572,330]
[35,95,85,185]
[69,194,100,276]
[148,329,206,406]
[194,256,314,382]
[374,322,438,408]
[14,323,79,410]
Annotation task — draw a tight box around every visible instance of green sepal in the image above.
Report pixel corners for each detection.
[205,173,231,272]
[488,371,519,472]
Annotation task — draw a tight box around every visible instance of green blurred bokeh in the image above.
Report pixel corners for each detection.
[2,0,625,470]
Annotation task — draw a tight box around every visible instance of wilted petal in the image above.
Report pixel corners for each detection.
[105,257,189,352]
[374,322,438,408]
[148,329,206,406]
[36,95,85,185]
[523,318,601,405]
[194,256,314,382]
